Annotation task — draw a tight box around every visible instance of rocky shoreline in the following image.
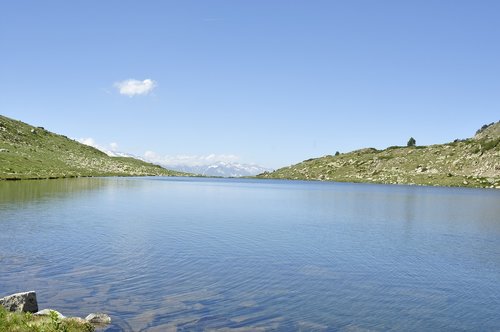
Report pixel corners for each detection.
[0,291,111,328]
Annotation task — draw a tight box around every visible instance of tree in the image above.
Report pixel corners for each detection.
[335,151,340,156]
[407,137,416,147]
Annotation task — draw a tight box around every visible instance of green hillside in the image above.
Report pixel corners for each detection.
[0,115,188,180]
[258,122,500,189]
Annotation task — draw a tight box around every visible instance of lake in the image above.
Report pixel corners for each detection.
[0,177,499,331]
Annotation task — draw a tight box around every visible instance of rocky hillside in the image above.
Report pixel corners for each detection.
[258,121,500,189]
[0,115,188,180]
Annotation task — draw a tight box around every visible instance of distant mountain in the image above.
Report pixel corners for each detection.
[258,121,500,189]
[0,115,190,180]
[165,161,272,177]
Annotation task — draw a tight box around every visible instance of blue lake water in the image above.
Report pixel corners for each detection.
[0,177,499,331]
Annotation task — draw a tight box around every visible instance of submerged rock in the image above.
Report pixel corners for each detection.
[85,312,111,325]
[0,291,38,313]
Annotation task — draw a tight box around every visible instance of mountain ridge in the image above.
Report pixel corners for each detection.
[258,121,500,189]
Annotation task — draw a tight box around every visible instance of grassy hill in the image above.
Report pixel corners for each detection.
[258,122,500,189]
[0,115,188,180]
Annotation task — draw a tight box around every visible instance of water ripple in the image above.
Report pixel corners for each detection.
[0,178,499,331]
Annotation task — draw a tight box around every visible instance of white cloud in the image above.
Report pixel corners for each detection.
[114,79,157,97]
[144,151,240,167]
[79,137,99,149]
[78,138,119,156]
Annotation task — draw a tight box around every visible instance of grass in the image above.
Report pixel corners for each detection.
[0,307,94,332]
[480,137,499,152]
[0,115,191,180]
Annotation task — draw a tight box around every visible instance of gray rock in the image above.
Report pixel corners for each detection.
[85,312,111,325]
[0,291,38,313]
[34,309,66,319]
[67,317,88,324]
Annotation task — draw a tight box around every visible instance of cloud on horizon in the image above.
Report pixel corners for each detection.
[114,79,157,97]
[144,151,240,167]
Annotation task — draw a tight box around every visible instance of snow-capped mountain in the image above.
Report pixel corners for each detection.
[108,151,272,177]
[166,162,272,177]
[78,140,272,177]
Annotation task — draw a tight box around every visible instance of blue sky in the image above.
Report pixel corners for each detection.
[1,1,499,169]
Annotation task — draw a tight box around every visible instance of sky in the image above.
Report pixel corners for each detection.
[1,1,499,169]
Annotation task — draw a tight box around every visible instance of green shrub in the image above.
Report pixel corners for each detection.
[481,138,499,151]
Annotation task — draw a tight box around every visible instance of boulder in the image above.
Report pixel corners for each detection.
[34,309,66,319]
[0,291,38,313]
[67,317,88,324]
[85,312,111,325]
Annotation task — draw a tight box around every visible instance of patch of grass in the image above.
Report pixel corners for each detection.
[480,138,499,152]
[0,307,94,332]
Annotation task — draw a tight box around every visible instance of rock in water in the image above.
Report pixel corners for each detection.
[67,317,88,324]
[85,312,111,325]
[0,291,38,313]
[34,309,66,319]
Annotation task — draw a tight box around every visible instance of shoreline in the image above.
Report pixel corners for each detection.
[0,291,110,332]
[1,173,498,190]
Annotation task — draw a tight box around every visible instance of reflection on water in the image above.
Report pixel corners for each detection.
[0,178,109,204]
[0,178,499,331]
